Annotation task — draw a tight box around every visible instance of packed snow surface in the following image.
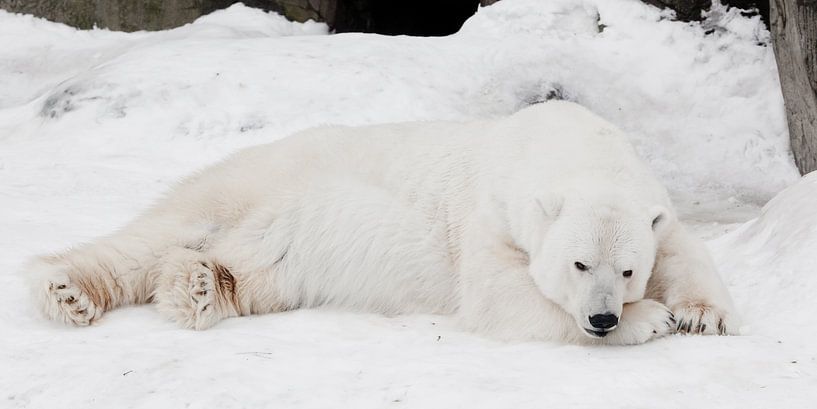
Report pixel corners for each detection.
[0,0,813,408]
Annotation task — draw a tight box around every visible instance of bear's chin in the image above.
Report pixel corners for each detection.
[583,328,613,338]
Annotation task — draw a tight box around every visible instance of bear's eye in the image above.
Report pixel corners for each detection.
[622,270,633,278]
[574,262,588,271]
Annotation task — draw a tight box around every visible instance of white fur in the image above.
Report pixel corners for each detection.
[26,101,740,345]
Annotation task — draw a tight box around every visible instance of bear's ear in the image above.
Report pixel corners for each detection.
[649,205,672,236]
[536,194,564,219]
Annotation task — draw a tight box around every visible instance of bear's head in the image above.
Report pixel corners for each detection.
[523,194,672,339]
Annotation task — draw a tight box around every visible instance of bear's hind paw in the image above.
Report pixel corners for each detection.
[28,259,104,326]
[153,249,239,330]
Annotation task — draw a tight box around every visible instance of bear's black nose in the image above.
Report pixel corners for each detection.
[589,313,619,330]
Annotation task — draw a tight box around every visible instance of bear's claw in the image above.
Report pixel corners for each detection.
[672,303,737,335]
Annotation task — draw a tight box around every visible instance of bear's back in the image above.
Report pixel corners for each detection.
[490,102,670,207]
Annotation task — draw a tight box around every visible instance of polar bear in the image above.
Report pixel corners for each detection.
[27,101,739,345]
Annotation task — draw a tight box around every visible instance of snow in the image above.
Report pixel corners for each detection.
[0,1,814,407]
[711,172,817,350]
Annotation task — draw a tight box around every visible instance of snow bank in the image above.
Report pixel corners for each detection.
[711,171,817,345]
[461,0,797,201]
[0,0,798,204]
[0,4,326,109]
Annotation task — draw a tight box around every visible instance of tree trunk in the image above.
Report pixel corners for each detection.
[771,0,817,175]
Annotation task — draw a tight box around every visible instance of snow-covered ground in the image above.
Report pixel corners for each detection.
[0,0,814,407]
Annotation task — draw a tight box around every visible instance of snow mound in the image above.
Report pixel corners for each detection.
[189,3,328,38]
[711,171,817,344]
[0,4,327,109]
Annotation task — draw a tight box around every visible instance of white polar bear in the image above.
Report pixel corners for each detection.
[27,101,740,345]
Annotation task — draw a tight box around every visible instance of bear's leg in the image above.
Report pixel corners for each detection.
[152,205,293,329]
[601,299,675,345]
[457,222,591,344]
[27,229,171,326]
[648,223,740,335]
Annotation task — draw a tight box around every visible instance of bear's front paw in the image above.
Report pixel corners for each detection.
[604,299,674,345]
[672,302,739,335]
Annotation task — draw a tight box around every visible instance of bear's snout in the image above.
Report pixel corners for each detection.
[588,313,618,330]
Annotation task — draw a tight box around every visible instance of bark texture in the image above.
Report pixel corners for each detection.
[0,0,206,31]
[771,0,817,174]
